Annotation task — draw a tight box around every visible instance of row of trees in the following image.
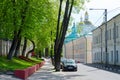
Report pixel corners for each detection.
[0,0,57,59]
[0,0,87,71]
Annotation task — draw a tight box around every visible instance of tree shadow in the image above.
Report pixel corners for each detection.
[27,67,86,80]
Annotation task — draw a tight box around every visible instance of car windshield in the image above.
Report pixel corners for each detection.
[64,59,75,64]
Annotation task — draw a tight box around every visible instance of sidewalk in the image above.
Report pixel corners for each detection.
[28,59,65,80]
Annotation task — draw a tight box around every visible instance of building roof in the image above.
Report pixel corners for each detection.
[78,11,96,36]
[92,13,120,32]
[64,23,79,43]
[64,11,96,43]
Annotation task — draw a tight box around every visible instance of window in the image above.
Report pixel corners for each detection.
[116,26,119,38]
[94,53,96,60]
[107,29,111,40]
[110,29,111,40]
[103,52,106,61]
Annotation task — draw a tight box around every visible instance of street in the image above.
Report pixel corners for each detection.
[28,59,120,80]
[0,59,120,80]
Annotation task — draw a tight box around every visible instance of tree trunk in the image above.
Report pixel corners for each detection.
[45,47,49,57]
[7,28,22,59]
[50,44,54,65]
[54,0,63,71]
[54,50,61,71]
[7,0,29,60]
[7,0,17,60]
[22,37,27,56]
[38,51,42,58]
[7,32,18,60]
[54,0,74,71]
[14,36,22,57]
[26,39,35,58]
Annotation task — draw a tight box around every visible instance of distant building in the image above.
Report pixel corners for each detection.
[0,39,32,57]
[63,11,95,63]
[64,22,79,43]
[92,14,120,65]
[0,39,11,56]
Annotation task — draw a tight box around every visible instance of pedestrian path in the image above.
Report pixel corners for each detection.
[0,72,21,80]
[28,59,65,80]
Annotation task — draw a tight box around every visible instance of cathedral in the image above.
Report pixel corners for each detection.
[63,11,96,63]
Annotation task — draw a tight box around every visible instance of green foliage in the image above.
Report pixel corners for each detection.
[20,0,58,50]
[0,0,58,53]
[0,0,13,39]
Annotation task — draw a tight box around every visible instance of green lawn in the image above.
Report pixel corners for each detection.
[0,56,42,72]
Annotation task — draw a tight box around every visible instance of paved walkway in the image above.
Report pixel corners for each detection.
[28,59,65,80]
[0,72,21,80]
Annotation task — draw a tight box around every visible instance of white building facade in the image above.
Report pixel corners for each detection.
[0,39,12,56]
[92,14,120,65]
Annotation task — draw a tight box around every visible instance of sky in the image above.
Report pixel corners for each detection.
[73,0,120,27]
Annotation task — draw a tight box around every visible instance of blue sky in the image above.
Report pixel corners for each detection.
[72,0,120,27]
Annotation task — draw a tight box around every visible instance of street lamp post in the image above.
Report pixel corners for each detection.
[90,8,108,66]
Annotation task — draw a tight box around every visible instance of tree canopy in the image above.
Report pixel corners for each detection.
[0,0,58,59]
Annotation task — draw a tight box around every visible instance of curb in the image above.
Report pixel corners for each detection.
[14,61,45,79]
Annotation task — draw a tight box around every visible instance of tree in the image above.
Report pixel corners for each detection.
[7,0,29,60]
[22,37,27,56]
[54,0,86,71]
[4,0,57,59]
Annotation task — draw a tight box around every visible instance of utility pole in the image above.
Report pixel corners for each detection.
[104,9,108,66]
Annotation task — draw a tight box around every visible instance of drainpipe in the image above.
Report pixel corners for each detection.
[83,35,87,64]
[72,39,74,59]
[99,27,103,63]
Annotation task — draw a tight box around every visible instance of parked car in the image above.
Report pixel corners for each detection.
[62,59,77,71]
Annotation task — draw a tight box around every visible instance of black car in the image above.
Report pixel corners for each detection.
[62,59,77,71]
